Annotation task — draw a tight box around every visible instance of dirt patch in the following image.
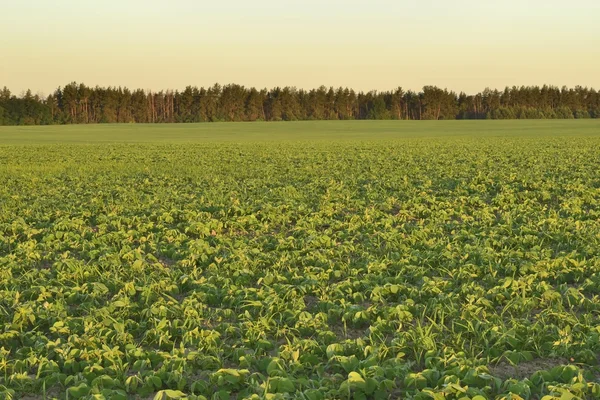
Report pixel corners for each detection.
[331,324,368,340]
[36,261,52,270]
[20,387,61,400]
[304,295,320,311]
[159,257,175,267]
[358,301,373,309]
[489,357,568,380]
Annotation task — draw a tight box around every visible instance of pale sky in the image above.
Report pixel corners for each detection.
[2,0,599,96]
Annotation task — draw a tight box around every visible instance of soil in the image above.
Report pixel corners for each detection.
[489,357,568,380]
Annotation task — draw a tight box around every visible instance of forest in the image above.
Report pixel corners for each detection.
[0,83,598,125]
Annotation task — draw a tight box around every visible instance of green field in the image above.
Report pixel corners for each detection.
[1,121,600,400]
[1,120,599,144]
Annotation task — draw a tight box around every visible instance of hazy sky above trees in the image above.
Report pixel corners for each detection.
[2,0,599,95]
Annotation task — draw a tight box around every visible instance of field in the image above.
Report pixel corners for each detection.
[1,120,598,144]
[1,120,600,400]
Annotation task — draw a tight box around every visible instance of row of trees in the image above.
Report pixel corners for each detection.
[1,83,599,125]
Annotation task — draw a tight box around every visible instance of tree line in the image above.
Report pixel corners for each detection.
[0,83,599,125]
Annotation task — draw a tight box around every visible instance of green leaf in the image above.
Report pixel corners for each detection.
[67,383,90,399]
[267,359,284,377]
[348,371,366,390]
[154,390,187,400]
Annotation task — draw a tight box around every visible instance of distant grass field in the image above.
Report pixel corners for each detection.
[0,119,599,144]
[1,121,600,399]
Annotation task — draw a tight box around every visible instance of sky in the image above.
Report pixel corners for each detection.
[2,0,599,96]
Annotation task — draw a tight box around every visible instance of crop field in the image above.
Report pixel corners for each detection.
[1,120,600,400]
